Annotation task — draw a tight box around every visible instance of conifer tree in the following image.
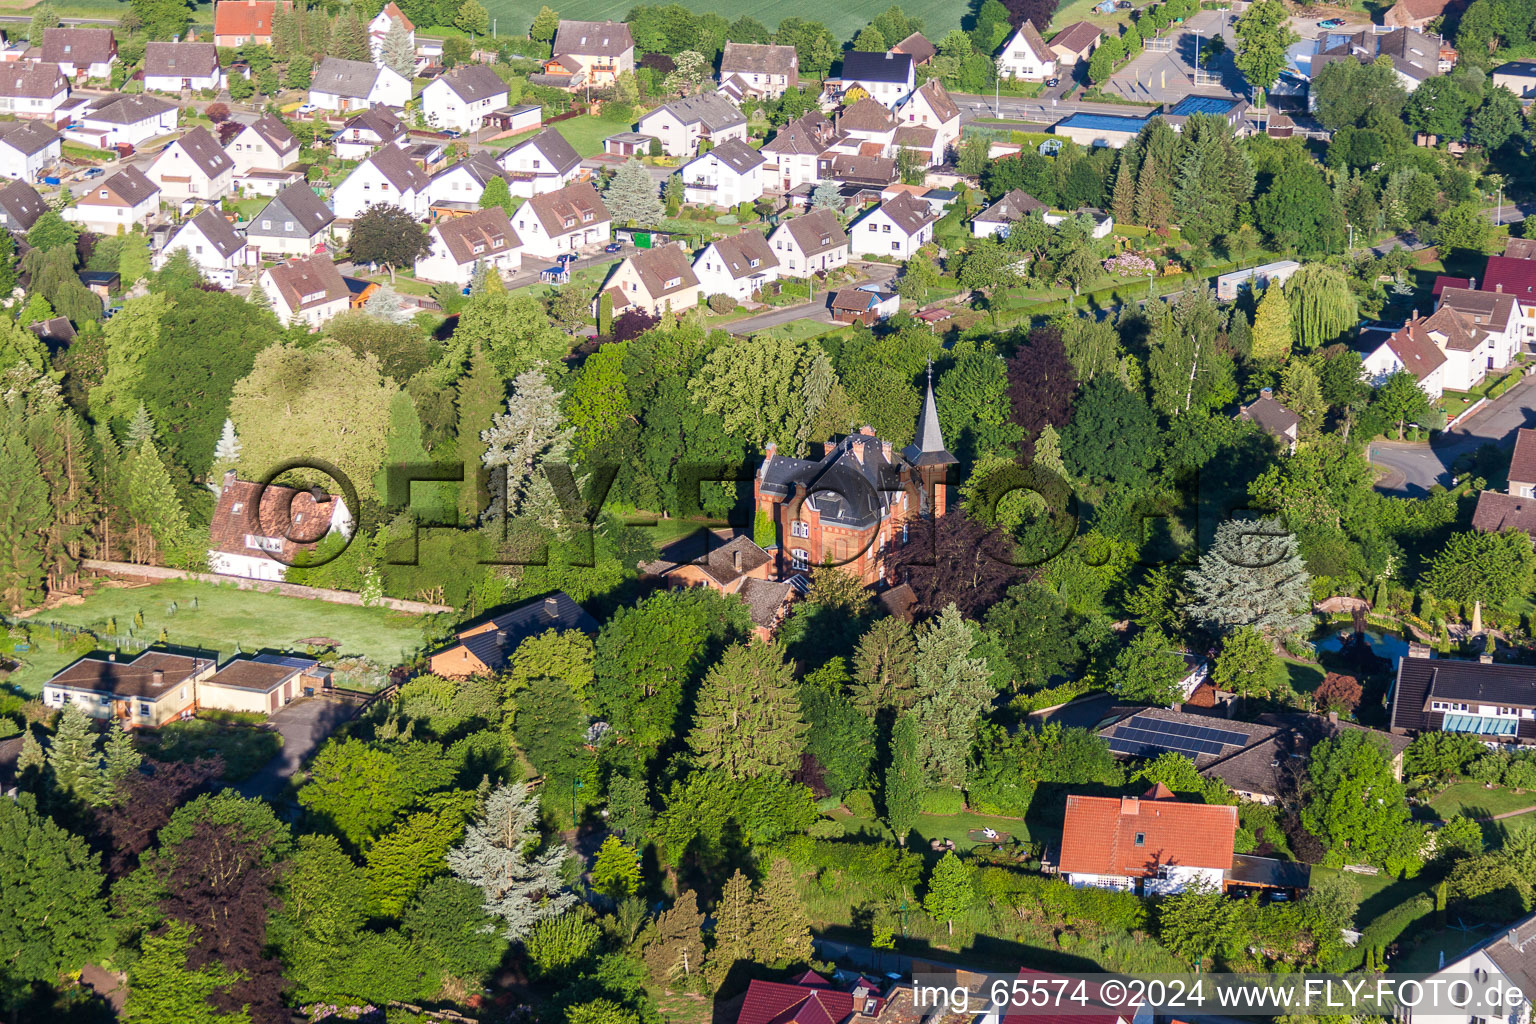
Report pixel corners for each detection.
[125,402,156,448]
[447,783,575,940]
[687,642,807,781]
[46,704,107,806]
[125,440,190,564]
[851,617,917,715]
[480,367,571,531]
[92,420,129,562]
[883,713,923,845]
[209,418,241,492]
[750,859,813,966]
[642,890,706,986]
[591,836,641,899]
[811,180,841,210]
[381,18,417,79]
[910,604,994,788]
[1111,146,1138,225]
[248,281,273,311]
[1134,152,1159,226]
[0,406,51,611]
[1032,423,1066,475]
[30,405,94,595]
[102,728,141,792]
[603,159,664,225]
[1250,284,1292,361]
[706,869,756,981]
[329,9,370,61]
[17,730,45,778]
[1226,306,1252,361]
[1187,517,1312,637]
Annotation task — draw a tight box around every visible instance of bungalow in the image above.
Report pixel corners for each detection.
[160,208,251,282]
[850,191,936,259]
[837,50,915,109]
[1235,387,1301,453]
[64,164,159,234]
[1048,21,1103,67]
[641,532,775,595]
[1044,206,1115,238]
[142,42,222,93]
[1360,319,1448,400]
[0,179,46,233]
[213,0,292,47]
[511,180,610,259]
[427,151,509,207]
[40,27,117,80]
[421,63,509,133]
[547,20,634,88]
[495,127,583,197]
[0,62,67,120]
[208,469,354,581]
[259,255,351,328]
[760,111,835,193]
[198,654,330,715]
[414,206,521,285]
[829,286,899,324]
[244,181,335,258]
[42,650,216,729]
[1215,259,1301,300]
[636,93,748,157]
[367,2,414,63]
[1391,647,1536,740]
[681,137,766,208]
[768,207,849,277]
[1428,286,1521,391]
[0,120,59,181]
[308,56,411,113]
[224,113,299,174]
[331,143,431,220]
[718,42,798,102]
[146,125,234,201]
[602,242,702,316]
[428,592,599,678]
[997,20,1057,81]
[894,79,961,165]
[77,93,177,149]
[1059,783,1237,894]
[332,105,407,160]
[692,229,779,302]
[972,188,1048,237]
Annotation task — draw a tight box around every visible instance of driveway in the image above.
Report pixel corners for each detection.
[1368,375,1536,495]
[237,697,357,802]
[727,262,898,335]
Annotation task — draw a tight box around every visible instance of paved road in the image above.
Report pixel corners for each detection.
[727,262,897,335]
[1368,375,1536,495]
[237,697,357,802]
[952,92,1156,124]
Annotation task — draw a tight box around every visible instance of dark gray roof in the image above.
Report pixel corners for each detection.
[433,151,506,189]
[760,432,917,529]
[0,179,47,230]
[653,92,746,132]
[339,105,405,140]
[250,182,335,237]
[365,143,430,192]
[100,164,159,206]
[840,50,914,85]
[903,364,957,468]
[247,112,298,154]
[738,577,792,629]
[701,137,764,175]
[86,92,175,125]
[178,207,245,259]
[778,208,847,257]
[1236,394,1301,438]
[453,592,599,674]
[143,41,219,78]
[508,127,581,174]
[1202,712,1410,799]
[703,230,777,280]
[1228,854,1310,889]
[170,125,233,178]
[1391,654,1536,732]
[40,27,115,66]
[1479,913,1536,999]
[312,57,382,99]
[975,188,1048,224]
[0,119,58,157]
[552,19,633,58]
[437,63,507,103]
[864,191,936,236]
[762,113,835,157]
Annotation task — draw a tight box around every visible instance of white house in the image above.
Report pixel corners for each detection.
[0,179,47,233]
[768,208,849,277]
[1424,287,1521,391]
[510,180,610,260]
[0,62,68,120]
[972,188,1049,238]
[426,153,507,207]
[1059,785,1236,896]
[160,208,252,284]
[367,2,414,63]
[308,56,411,113]
[421,63,509,133]
[208,471,354,582]
[259,256,351,328]
[1044,206,1115,238]
[837,50,915,110]
[692,229,779,303]
[997,20,1057,81]
[331,143,430,220]
[331,106,407,161]
[833,98,898,156]
[142,42,223,93]
[414,206,521,285]
[64,164,159,234]
[495,127,583,197]
[244,181,335,258]
[76,93,177,149]
[850,192,936,259]
[681,138,765,208]
[224,113,299,175]
[894,79,961,166]
[146,125,234,201]
[0,120,59,182]
[1361,320,1448,400]
[1484,252,1536,346]
[760,112,835,194]
[39,27,117,80]
[718,41,798,101]
[636,93,748,157]
[1403,911,1536,1024]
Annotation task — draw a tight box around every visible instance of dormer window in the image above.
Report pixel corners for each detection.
[664,276,681,288]
[582,211,593,222]
[231,502,244,514]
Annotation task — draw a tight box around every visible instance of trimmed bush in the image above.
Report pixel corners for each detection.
[919,787,967,815]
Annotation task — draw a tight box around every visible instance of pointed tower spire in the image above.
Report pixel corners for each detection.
[903,360,957,468]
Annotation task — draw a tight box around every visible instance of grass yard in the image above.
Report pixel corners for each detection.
[752,319,840,343]
[1426,782,1536,822]
[834,806,1053,852]
[1263,655,1326,697]
[6,580,428,695]
[487,114,618,157]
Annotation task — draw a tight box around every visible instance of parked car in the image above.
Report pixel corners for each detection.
[604,242,622,253]
[83,167,104,179]
[440,129,462,139]
[296,103,318,115]
[1317,18,1345,27]
[556,253,579,266]
[1046,77,1060,87]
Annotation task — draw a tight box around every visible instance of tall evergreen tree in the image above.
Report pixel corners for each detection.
[480,367,571,534]
[381,18,417,78]
[910,605,995,788]
[446,784,575,940]
[604,160,664,225]
[0,404,51,610]
[851,617,918,715]
[328,9,370,61]
[749,859,813,966]
[45,704,107,806]
[688,642,806,781]
[705,869,756,982]
[1187,517,1312,637]
[1111,145,1138,225]
[209,418,241,491]
[642,891,706,986]
[125,440,190,564]
[1250,284,1293,361]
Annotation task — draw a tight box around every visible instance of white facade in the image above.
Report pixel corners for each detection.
[692,242,779,303]
[331,161,427,220]
[0,134,58,182]
[65,189,157,234]
[635,104,748,158]
[80,104,177,148]
[146,138,234,201]
[160,220,249,279]
[681,149,765,208]
[414,227,521,286]
[496,134,581,197]
[1361,339,1446,400]
[427,161,492,205]
[225,123,296,175]
[421,75,510,133]
[851,204,933,259]
[512,201,609,259]
[768,219,849,278]
[308,65,411,113]
[260,267,350,328]
[998,26,1057,80]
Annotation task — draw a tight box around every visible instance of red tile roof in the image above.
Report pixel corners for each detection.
[209,473,344,562]
[1432,275,1470,297]
[1058,783,1237,878]
[214,0,292,38]
[737,977,887,1024]
[1483,255,1536,303]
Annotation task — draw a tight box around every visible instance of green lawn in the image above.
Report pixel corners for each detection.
[1262,656,1326,697]
[5,579,428,695]
[1426,782,1536,821]
[835,807,1052,852]
[488,114,619,157]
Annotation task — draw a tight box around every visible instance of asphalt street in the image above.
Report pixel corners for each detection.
[1368,376,1536,496]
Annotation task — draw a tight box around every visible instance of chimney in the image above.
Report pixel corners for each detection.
[544,596,559,617]
[107,652,116,662]
[1497,283,1503,293]
[881,440,893,461]
[1480,653,1494,664]
[1120,797,1140,815]
[859,424,876,436]
[764,441,778,461]
[1260,387,1274,400]
[1411,308,1418,321]
[151,669,164,687]
[852,441,865,465]
[1328,711,1339,724]
[496,628,508,646]
[1470,277,1476,290]
[732,548,742,571]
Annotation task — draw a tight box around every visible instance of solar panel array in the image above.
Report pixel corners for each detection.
[1106,715,1251,759]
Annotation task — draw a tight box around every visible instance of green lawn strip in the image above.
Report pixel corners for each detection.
[1426,781,1536,821]
[7,579,426,694]
[486,113,622,157]
[835,807,1050,851]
